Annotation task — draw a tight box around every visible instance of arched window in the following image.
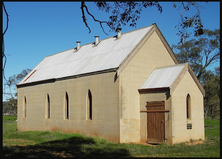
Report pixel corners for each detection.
[186,94,191,119]
[47,94,50,119]
[87,90,92,120]
[24,96,27,118]
[65,92,69,119]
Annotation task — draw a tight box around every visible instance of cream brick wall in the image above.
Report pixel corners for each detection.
[171,71,205,144]
[119,31,175,143]
[17,72,120,143]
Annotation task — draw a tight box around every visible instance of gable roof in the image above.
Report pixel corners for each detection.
[17,23,179,86]
[18,25,152,86]
[140,64,186,90]
[139,63,205,96]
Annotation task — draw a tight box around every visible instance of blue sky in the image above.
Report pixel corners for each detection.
[2,2,220,100]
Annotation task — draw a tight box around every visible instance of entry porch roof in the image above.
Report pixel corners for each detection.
[139,63,205,96]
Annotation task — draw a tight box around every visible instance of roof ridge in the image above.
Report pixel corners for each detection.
[120,24,153,36]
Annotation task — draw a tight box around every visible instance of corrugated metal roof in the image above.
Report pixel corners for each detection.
[140,64,186,89]
[18,25,153,85]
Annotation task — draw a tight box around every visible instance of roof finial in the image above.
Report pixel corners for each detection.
[76,41,81,50]
[116,28,122,39]
[94,35,99,45]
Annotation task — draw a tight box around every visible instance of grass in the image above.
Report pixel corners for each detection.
[3,115,17,121]
[3,116,220,157]
[204,116,220,139]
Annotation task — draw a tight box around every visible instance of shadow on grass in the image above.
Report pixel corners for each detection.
[3,136,130,158]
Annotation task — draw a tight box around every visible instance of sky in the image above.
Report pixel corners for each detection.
[2,2,220,101]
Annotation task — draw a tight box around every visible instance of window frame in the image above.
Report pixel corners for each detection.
[186,94,191,119]
[46,94,50,119]
[65,92,69,120]
[23,96,27,118]
[87,90,92,120]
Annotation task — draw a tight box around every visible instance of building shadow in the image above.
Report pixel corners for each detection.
[3,136,130,158]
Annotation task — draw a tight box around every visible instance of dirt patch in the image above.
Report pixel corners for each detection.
[129,140,204,147]
[127,142,158,147]
[51,126,61,132]
[185,140,204,146]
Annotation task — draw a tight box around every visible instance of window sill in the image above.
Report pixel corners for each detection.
[187,119,192,123]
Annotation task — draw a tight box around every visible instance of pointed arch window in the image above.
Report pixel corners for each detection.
[65,92,69,119]
[186,94,191,119]
[87,90,92,120]
[47,94,50,119]
[23,96,27,118]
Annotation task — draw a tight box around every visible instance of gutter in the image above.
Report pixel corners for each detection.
[16,68,118,88]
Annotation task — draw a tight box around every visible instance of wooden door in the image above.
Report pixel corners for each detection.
[146,101,165,144]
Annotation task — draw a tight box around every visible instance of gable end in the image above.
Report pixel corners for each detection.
[152,23,179,64]
[117,23,179,76]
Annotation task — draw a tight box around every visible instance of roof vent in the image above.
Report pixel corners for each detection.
[94,35,99,45]
[116,28,122,39]
[76,41,81,50]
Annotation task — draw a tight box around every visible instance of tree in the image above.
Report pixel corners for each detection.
[3,68,31,115]
[172,29,220,118]
[3,98,17,116]
[4,68,31,99]
[2,2,206,75]
[202,67,220,118]
[172,29,220,83]
[81,1,204,40]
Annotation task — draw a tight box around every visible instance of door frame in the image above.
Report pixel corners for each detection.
[146,101,166,144]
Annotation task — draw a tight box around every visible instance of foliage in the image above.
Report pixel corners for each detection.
[96,2,162,30]
[3,116,220,157]
[173,2,204,43]
[3,98,17,116]
[172,29,220,118]
[172,29,220,82]
[80,1,162,35]
[81,1,205,42]
[4,68,31,99]
[203,68,220,118]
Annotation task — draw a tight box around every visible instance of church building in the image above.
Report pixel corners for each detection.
[17,23,205,144]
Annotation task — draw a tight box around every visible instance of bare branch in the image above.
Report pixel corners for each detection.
[2,2,9,80]
[3,3,9,36]
[81,1,109,35]
[205,52,220,67]
[81,1,91,34]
